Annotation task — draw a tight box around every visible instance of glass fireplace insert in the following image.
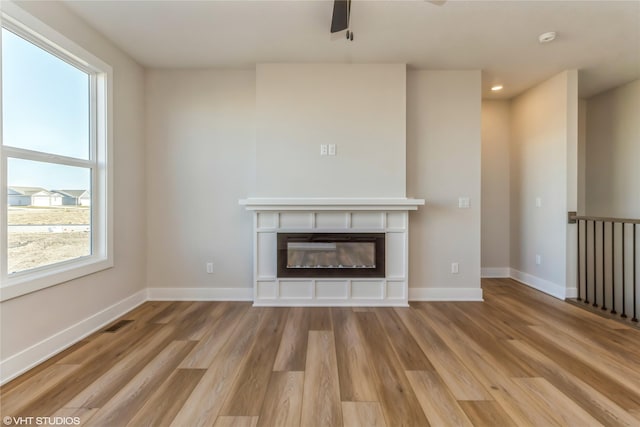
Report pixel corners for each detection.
[277,233,385,278]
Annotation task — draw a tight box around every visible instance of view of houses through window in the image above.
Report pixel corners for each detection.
[7,165,91,273]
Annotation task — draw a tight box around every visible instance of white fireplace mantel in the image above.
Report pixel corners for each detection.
[240,197,425,307]
[239,197,425,211]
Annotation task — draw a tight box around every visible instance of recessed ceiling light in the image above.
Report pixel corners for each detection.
[538,31,557,44]
[491,85,503,91]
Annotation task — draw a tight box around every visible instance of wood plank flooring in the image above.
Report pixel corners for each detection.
[2,278,640,426]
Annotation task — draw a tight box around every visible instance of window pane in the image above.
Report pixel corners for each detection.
[1,28,90,159]
[7,158,91,274]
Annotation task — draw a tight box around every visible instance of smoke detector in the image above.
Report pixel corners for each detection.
[538,32,557,44]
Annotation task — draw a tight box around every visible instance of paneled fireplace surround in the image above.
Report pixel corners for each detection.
[240,198,424,306]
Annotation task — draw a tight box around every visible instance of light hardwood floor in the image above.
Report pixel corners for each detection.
[2,278,640,426]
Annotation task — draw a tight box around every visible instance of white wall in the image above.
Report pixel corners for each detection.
[578,98,587,215]
[510,70,578,298]
[1,1,146,377]
[255,64,406,198]
[145,70,255,291]
[145,68,482,299]
[481,100,510,273]
[566,72,579,295]
[585,79,640,218]
[407,70,482,298]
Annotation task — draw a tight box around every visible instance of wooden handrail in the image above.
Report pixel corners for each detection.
[569,213,640,225]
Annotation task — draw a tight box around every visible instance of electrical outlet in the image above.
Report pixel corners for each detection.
[328,144,336,156]
[458,197,470,209]
[206,262,213,274]
[320,144,328,156]
[451,262,459,274]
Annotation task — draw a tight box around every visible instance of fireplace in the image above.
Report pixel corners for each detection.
[239,198,424,306]
[277,233,385,278]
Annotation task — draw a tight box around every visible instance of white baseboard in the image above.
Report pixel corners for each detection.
[509,268,568,300]
[565,287,578,298]
[409,287,483,301]
[481,267,510,278]
[147,287,253,301]
[0,289,147,385]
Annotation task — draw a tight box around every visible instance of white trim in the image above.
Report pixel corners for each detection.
[1,147,95,168]
[565,287,578,299]
[249,210,413,306]
[0,289,147,385]
[147,287,253,301]
[509,268,567,300]
[408,287,484,301]
[1,258,113,301]
[239,197,425,211]
[481,267,510,278]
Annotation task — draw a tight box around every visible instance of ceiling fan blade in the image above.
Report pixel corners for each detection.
[331,0,351,33]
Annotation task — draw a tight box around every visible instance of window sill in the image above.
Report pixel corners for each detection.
[0,256,113,302]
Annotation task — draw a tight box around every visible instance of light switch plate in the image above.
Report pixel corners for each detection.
[458,197,470,208]
[320,144,328,156]
[328,144,336,156]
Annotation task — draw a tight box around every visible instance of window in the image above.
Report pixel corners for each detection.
[0,5,112,301]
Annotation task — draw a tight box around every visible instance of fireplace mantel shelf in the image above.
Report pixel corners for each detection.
[239,197,425,211]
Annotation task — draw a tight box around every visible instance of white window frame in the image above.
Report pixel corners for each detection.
[0,2,113,302]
